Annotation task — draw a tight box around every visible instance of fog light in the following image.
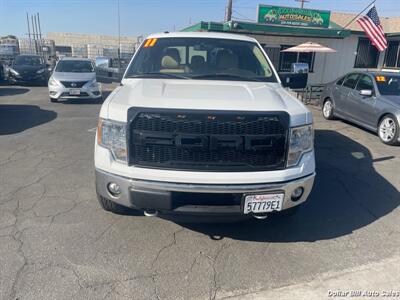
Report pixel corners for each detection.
[291,187,304,201]
[107,182,121,197]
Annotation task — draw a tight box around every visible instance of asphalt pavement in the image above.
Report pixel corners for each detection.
[0,84,399,300]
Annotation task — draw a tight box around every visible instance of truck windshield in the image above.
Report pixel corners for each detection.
[125,37,277,82]
[375,75,400,96]
[14,56,43,66]
[55,60,94,73]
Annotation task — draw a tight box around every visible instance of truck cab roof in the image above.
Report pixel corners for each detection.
[146,31,258,43]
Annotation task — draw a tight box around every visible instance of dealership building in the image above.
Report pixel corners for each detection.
[182,5,400,85]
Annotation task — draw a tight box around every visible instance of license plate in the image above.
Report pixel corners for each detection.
[243,193,284,214]
[69,89,81,95]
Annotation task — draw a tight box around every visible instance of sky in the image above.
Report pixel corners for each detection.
[1,0,399,38]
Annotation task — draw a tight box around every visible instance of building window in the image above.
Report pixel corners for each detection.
[263,46,280,70]
[354,38,379,68]
[279,45,315,72]
[384,41,400,68]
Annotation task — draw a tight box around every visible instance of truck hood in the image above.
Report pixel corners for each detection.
[104,79,312,126]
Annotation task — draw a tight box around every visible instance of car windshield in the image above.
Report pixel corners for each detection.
[375,75,400,96]
[14,56,43,66]
[125,37,277,82]
[55,60,94,73]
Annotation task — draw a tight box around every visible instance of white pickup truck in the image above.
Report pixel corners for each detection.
[95,32,315,220]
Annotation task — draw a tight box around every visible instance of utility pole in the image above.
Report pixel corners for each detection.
[31,15,37,54]
[117,0,121,71]
[37,13,44,58]
[34,14,41,56]
[295,0,309,8]
[225,0,233,22]
[26,13,32,53]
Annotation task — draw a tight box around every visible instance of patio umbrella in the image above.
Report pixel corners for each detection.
[281,42,337,84]
[281,42,337,53]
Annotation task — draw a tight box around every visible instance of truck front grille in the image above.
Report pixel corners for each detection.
[128,108,289,171]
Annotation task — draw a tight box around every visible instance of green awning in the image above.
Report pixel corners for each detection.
[181,21,351,39]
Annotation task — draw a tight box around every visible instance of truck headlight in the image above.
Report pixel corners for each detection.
[287,124,313,167]
[97,118,127,163]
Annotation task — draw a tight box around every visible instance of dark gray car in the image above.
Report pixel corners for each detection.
[320,71,400,145]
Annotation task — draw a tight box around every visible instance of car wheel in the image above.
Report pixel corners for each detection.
[322,98,335,120]
[97,193,128,214]
[378,115,400,145]
[50,97,57,103]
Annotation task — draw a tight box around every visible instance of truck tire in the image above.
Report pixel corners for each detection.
[50,97,57,103]
[97,193,127,214]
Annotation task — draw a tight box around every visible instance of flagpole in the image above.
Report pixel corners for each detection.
[337,0,376,34]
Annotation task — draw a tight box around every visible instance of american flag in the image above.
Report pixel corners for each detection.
[357,5,387,52]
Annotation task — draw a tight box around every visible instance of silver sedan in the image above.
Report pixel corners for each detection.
[48,57,102,102]
[320,71,400,145]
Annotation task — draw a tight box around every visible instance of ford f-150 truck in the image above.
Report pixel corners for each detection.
[95,32,315,220]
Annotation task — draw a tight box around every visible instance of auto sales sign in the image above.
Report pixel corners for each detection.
[257,5,330,28]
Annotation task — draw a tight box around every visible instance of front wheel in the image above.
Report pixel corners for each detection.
[322,98,335,120]
[378,115,400,145]
[50,97,57,103]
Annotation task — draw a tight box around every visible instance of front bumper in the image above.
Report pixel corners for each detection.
[49,85,102,99]
[9,73,47,84]
[95,168,315,216]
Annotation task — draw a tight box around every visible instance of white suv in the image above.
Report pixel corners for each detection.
[95,32,315,220]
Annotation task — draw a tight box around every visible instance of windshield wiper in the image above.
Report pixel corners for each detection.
[191,73,265,82]
[126,72,190,79]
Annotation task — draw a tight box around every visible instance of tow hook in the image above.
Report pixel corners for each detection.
[143,209,159,217]
[253,214,268,220]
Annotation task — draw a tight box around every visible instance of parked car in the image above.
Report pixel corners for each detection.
[321,71,400,145]
[7,54,49,85]
[48,57,102,102]
[0,62,4,81]
[94,32,315,220]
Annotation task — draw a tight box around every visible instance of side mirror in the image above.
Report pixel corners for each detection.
[291,63,309,74]
[359,89,373,97]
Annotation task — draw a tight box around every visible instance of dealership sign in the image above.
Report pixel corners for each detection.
[257,5,330,28]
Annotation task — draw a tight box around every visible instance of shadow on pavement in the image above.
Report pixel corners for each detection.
[177,130,399,242]
[0,87,30,96]
[0,105,57,135]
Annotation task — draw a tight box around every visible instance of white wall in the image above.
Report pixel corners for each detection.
[247,33,363,85]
